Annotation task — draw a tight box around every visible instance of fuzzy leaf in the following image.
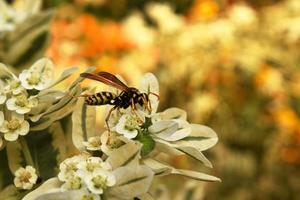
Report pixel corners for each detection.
[110,165,154,199]
[4,11,54,69]
[22,178,62,200]
[160,107,187,121]
[6,141,25,173]
[47,67,78,89]
[71,98,96,151]
[144,159,220,182]
[174,124,218,151]
[49,122,68,164]
[176,146,213,168]
[0,184,24,200]
[106,141,141,169]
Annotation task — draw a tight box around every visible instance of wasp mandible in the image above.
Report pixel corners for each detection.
[80,72,159,130]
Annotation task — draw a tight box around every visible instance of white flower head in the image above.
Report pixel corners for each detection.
[13,165,38,190]
[77,157,104,175]
[58,155,87,182]
[61,174,84,190]
[115,114,140,139]
[100,131,124,155]
[6,92,38,114]
[83,136,102,151]
[85,169,116,194]
[4,79,24,95]
[0,112,29,141]
[19,58,54,90]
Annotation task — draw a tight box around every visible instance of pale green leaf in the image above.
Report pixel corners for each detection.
[46,67,78,89]
[109,165,154,199]
[71,97,97,151]
[6,141,24,173]
[176,146,212,168]
[22,178,62,200]
[174,124,218,151]
[49,122,68,164]
[106,141,141,169]
[159,107,187,121]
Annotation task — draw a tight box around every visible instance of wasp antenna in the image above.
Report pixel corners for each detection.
[149,92,160,100]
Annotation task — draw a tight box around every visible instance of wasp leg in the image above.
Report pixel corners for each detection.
[131,99,144,124]
[105,106,118,132]
[149,92,160,100]
[141,96,152,114]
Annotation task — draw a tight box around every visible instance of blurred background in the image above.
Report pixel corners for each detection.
[1,0,300,199]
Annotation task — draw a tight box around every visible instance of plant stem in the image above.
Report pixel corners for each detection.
[19,137,38,175]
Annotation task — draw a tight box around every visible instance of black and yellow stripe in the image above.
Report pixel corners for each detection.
[85,92,117,106]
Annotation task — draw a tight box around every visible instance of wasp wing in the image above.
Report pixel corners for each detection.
[80,72,129,91]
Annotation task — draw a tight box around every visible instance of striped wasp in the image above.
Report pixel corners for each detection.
[80,72,159,130]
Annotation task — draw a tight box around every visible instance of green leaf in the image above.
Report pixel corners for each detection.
[136,132,156,157]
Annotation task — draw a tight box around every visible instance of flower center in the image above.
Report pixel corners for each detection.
[90,138,101,147]
[19,171,32,183]
[124,116,139,131]
[7,119,20,130]
[82,194,95,200]
[9,80,20,89]
[92,175,107,189]
[27,72,41,85]
[66,163,77,172]
[69,176,82,190]
[15,95,28,107]
[86,162,99,172]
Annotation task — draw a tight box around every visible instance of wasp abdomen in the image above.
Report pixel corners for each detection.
[85,92,116,106]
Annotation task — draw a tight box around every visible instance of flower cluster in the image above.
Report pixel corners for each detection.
[0,58,78,147]
[58,155,115,198]
[0,0,41,33]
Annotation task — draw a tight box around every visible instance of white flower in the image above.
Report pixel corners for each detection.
[61,174,84,190]
[6,93,38,114]
[77,157,110,175]
[13,165,38,190]
[146,3,184,34]
[0,112,29,141]
[115,114,140,139]
[83,136,102,151]
[0,0,41,32]
[4,79,24,95]
[85,169,116,194]
[19,58,54,90]
[100,131,124,155]
[58,155,87,182]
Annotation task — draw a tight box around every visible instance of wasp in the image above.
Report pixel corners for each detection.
[80,72,159,130]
